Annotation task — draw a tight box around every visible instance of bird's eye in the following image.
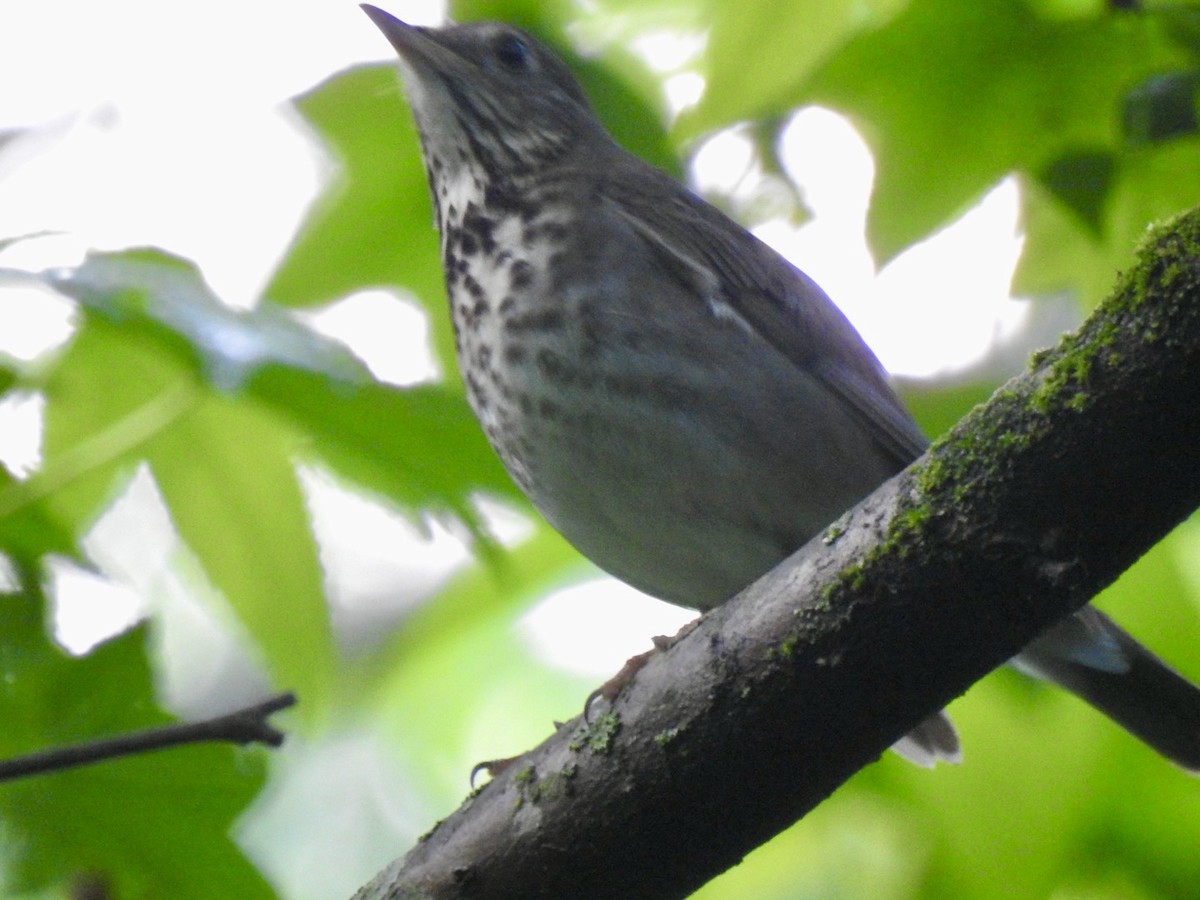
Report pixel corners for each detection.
[495,34,532,70]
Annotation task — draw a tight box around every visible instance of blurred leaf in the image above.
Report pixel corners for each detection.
[1037,149,1118,236]
[41,310,337,709]
[802,0,1189,262]
[1123,71,1200,147]
[363,520,595,804]
[897,378,999,443]
[1160,3,1200,55]
[1015,175,1118,304]
[1017,136,1200,305]
[685,0,906,138]
[50,247,370,390]
[36,249,516,707]
[48,248,515,518]
[264,64,446,328]
[0,465,80,575]
[250,370,519,519]
[0,591,271,898]
[360,520,582,697]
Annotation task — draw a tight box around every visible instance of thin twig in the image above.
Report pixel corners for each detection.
[0,691,297,782]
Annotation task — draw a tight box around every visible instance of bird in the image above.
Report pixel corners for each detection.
[361,4,1200,769]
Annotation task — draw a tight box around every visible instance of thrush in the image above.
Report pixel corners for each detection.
[362,5,1200,769]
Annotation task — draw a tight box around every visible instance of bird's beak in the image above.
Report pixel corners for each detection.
[361,5,461,78]
[361,5,428,59]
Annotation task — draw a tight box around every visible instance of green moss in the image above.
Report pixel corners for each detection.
[822,519,847,545]
[512,764,536,786]
[654,726,683,746]
[1029,339,1097,416]
[510,761,581,808]
[511,763,537,810]
[532,763,578,803]
[569,712,620,755]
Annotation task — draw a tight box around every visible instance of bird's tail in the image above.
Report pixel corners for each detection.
[1012,606,1200,771]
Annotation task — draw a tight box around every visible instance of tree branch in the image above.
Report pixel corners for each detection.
[354,209,1200,900]
[0,692,296,782]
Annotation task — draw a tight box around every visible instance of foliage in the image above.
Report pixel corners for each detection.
[2,0,1200,898]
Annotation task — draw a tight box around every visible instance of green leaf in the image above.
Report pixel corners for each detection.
[1017,136,1200,306]
[50,247,370,391]
[0,465,80,574]
[248,370,520,519]
[46,247,513,510]
[264,65,444,309]
[1123,71,1200,147]
[685,0,906,138]
[41,312,338,708]
[0,591,272,898]
[1036,149,1118,237]
[802,0,1189,262]
[37,248,522,702]
[358,520,592,804]
[148,393,337,707]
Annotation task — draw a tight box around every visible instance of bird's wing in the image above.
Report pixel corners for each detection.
[600,170,929,468]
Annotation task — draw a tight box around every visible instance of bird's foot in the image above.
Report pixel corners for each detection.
[584,620,700,720]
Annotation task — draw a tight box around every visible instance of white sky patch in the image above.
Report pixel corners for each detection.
[300,290,442,387]
[758,107,1028,378]
[49,558,147,655]
[0,391,45,476]
[520,578,697,677]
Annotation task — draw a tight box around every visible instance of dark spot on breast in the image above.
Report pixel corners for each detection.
[471,295,489,322]
[503,344,526,364]
[536,348,572,383]
[485,184,540,220]
[505,308,564,335]
[509,260,535,290]
[462,273,485,300]
[465,371,488,409]
[462,207,498,254]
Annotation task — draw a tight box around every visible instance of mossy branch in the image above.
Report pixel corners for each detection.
[354,209,1200,900]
